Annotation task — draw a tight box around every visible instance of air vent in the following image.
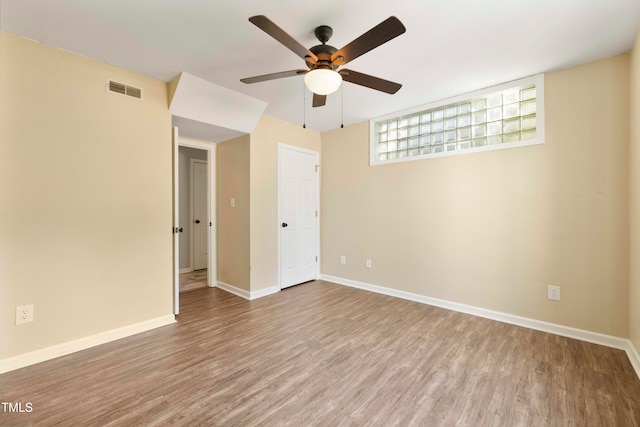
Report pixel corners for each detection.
[107,79,142,99]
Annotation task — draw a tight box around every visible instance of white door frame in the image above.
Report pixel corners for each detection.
[277,142,320,289]
[172,128,180,314]
[173,132,217,315]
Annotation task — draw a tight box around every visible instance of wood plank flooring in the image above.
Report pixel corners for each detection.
[1,281,639,426]
[179,269,208,293]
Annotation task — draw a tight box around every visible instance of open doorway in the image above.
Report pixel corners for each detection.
[179,146,208,292]
[173,130,217,314]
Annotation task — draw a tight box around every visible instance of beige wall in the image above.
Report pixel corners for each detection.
[217,135,251,290]
[0,32,173,358]
[321,54,630,337]
[630,32,640,352]
[249,115,321,291]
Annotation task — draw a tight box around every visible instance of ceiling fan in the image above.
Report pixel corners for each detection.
[241,15,406,107]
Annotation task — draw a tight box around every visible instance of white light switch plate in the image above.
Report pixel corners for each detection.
[547,285,561,301]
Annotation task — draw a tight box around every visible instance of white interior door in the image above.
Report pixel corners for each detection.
[191,159,208,270]
[279,144,319,289]
[172,127,180,315]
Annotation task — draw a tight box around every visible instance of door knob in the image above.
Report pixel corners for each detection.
[195,219,200,224]
[178,227,184,233]
[282,222,288,228]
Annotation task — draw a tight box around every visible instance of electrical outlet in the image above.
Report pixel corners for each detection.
[230,197,235,208]
[547,285,561,301]
[16,305,34,325]
[365,258,372,269]
[340,255,346,265]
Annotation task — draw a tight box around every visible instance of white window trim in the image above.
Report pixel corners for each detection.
[369,74,545,166]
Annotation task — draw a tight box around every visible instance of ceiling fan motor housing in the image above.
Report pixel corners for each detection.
[306,44,338,70]
[305,25,343,70]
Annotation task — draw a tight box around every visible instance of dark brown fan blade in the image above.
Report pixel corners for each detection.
[332,17,405,66]
[339,69,402,94]
[312,93,327,108]
[249,15,318,63]
[241,69,307,84]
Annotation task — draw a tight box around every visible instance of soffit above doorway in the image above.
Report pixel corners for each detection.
[169,72,267,143]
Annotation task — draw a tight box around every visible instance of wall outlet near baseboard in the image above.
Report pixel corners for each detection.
[340,255,346,265]
[16,305,34,325]
[547,285,561,301]
[365,258,372,269]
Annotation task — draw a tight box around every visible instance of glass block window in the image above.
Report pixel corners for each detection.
[370,74,544,165]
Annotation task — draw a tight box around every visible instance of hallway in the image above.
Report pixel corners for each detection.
[179,269,207,292]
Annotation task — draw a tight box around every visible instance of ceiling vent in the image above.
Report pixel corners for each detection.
[107,79,142,100]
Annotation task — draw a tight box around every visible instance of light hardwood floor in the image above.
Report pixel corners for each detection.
[1,281,639,426]
[179,269,208,293]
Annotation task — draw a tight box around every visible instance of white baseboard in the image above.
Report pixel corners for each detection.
[628,342,640,380]
[250,286,280,300]
[215,281,250,299]
[0,314,176,374]
[179,267,193,274]
[321,274,640,380]
[215,281,279,300]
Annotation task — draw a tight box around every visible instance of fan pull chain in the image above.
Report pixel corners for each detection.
[302,80,306,129]
[340,83,344,129]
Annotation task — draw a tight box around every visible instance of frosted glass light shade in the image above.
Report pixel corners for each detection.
[304,69,342,95]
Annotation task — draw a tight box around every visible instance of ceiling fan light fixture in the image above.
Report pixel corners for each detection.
[304,69,342,95]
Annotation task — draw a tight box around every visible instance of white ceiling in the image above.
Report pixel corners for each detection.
[2,0,640,134]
